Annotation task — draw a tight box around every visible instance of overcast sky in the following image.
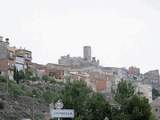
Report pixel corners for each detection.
[0,0,160,73]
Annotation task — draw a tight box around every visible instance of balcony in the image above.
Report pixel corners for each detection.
[25,56,32,61]
[16,52,24,57]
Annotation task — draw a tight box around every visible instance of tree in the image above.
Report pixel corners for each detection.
[24,69,33,80]
[113,80,154,120]
[13,66,19,84]
[43,89,62,103]
[62,80,111,120]
[62,80,91,119]
[126,95,151,120]
[13,66,25,84]
[114,80,135,105]
[18,70,25,80]
[85,93,111,120]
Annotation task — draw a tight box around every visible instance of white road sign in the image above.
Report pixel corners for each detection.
[51,109,74,118]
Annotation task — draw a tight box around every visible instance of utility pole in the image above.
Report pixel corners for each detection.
[6,74,8,94]
[6,60,10,95]
[32,94,36,120]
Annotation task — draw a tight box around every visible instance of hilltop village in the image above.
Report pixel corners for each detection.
[0,36,160,119]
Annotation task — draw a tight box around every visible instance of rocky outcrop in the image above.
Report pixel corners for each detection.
[0,95,49,120]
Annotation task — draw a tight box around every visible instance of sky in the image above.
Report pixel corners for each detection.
[0,0,160,73]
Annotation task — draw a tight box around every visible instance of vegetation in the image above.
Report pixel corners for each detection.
[114,80,135,104]
[7,79,33,97]
[42,75,56,83]
[24,69,33,80]
[0,75,6,82]
[113,80,156,120]
[50,80,111,120]
[42,75,50,81]
[14,66,40,83]
[13,66,25,84]
[0,74,156,120]
[8,81,26,96]
[126,95,151,120]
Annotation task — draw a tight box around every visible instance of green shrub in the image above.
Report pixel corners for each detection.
[42,75,50,82]
[25,69,33,80]
[31,76,39,81]
[43,90,61,103]
[49,78,56,83]
[32,89,43,98]
[0,75,6,82]
[8,81,26,96]
[21,85,33,97]
[25,90,33,97]
[35,113,44,120]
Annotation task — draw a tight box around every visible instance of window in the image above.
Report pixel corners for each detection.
[25,54,27,58]
[15,64,24,71]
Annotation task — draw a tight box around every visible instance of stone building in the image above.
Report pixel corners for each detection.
[33,63,70,81]
[127,66,145,81]
[83,46,91,61]
[128,66,140,75]
[135,82,152,103]
[32,63,47,79]
[151,97,160,120]
[0,36,9,59]
[89,71,112,93]
[58,46,99,67]
[68,69,113,94]
[46,69,64,80]
[102,67,129,91]
[143,70,160,89]
[15,48,32,71]
[0,37,15,79]
[69,71,96,91]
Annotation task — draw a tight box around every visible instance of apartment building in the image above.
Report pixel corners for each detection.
[0,36,32,79]
[135,82,152,103]
[143,70,160,89]
[128,66,140,76]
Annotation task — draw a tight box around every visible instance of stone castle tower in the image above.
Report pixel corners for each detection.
[83,46,91,61]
